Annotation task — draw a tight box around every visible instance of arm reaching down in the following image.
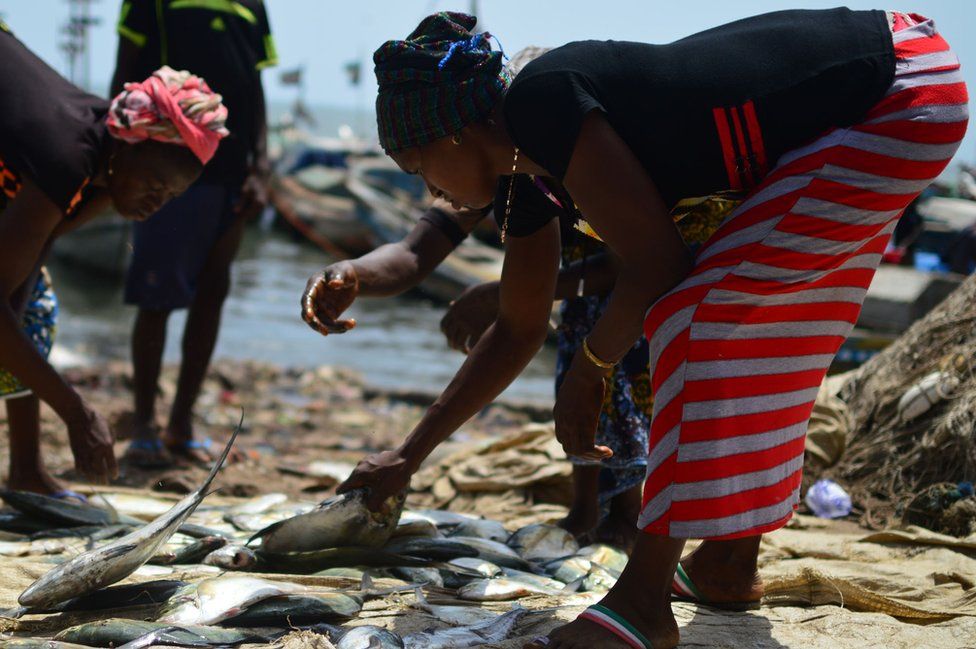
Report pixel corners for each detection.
[338,218,563,509]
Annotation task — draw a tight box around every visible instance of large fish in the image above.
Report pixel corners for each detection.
[221,592,362,626]
[507,524,579,562]
[256,546,430,573]
[447,536,532,571]
[411,588,498,626]
[0,491,144,527]
[324,625,404,649]
[18,417,242,609]
[251,489,404,553]
[159,575,307,626]
[54,618,266,647]
[458,577,565,601]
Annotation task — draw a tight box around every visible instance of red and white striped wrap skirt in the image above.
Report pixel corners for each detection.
[640,12,969,540]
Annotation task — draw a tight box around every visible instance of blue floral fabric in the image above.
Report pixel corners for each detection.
[0,268,58,399]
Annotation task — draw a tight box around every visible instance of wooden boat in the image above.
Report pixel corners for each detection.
[346,158,505,300]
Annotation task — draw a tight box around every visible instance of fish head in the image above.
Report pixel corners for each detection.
[335,625,404,649]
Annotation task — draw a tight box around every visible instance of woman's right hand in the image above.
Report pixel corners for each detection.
[65,405,118,484]
[302,261,359,336]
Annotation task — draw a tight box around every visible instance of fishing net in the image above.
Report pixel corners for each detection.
[817,273,976,532]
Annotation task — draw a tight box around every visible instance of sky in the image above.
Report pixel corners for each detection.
[1,1,974,165]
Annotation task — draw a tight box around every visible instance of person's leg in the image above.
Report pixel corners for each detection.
[595,483,642,553]
[126,308,172,465]
[5,395,64,494]
[676,535,764,604]
[558,464,601,540]
[527,532,684,649]
[164,212,247,459]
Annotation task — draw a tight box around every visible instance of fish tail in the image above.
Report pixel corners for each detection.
[200,410,244,493]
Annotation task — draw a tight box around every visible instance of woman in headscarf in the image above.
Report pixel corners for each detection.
[328,10,966,648]
[0,20,228,499]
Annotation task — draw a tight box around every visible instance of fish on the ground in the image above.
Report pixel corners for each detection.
[0,491,144,527]
[411,588,498,626]
[46,580,188,614]
[221,592,362,626]
[401,510,476,529]
[383,537,480,562]
[96,493,179,520]
[392,566,443,587]
[54,618,267,647]
[499,567,571,591]
[447,536,532,571]
[582,564,617,592]
[316,567,366,580]
[576,544,627,575]
[543,556,592,584]
[159,575,306,626]
[458,577,564,601]
[3,640,94,649]
[391,518,442,539]
[115,625,210,649]
[401,606,528,648]
[170,536,227,564]
[204,543,257,570]
[30,525,131,542]
[448,519,509,543]
[0,539,66,557]
[507,524,579,562]
[18,418,242,609]
[226,493,289,516]
[256,546,429,573]
[446,557,501,578]
[321,624,404,649]
[252,489,405,553]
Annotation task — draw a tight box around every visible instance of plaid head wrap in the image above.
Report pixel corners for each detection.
[374,12,510,153]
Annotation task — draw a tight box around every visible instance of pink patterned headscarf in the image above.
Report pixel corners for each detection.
[107,66,230,165]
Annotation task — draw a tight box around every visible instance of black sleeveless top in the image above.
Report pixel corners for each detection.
[0,26,108,215]
[497,8,894,237]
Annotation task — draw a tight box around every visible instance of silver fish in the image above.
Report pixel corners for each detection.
[458,578,564,601]
[499,567,569,591]
[401,510,476,529]
[576,544,628,575]
[544,556,593,584]
[3,641,94,649]
[446,557,501,578]
[582,565,618,592]
[402,606,528,648]
[226,493,288,516]
[383,537,479,562]
[222,592,362,626]
[159,575,306,626]
[18,418,241,609]
[116,625,209,649]
[448,536,532,571]
[327,625,405,649]
[55,618,264,646]
[0,539,66,557]
[253,489,405,553]
[411,588,498,626]
[507,524,579,562]
[391,566,444,587]
[203,543,257,570]
[448,518,509,543]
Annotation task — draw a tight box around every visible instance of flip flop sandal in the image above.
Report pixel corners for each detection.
[578,604,654,648]
[124,437,173,469]
[671,563,761,612]
[50,489,88,504]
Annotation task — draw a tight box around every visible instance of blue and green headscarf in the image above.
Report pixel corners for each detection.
[374,12,510,153]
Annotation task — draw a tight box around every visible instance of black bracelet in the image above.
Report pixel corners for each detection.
[420,207,469,247]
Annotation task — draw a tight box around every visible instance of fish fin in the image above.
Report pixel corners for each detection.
[94,492,120,525]
[246,518,286,546]
[198,410,244,494]
[562,577,584,593]
[360,572,374,592]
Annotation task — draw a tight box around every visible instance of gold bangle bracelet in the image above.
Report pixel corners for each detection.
[582,338,616,371]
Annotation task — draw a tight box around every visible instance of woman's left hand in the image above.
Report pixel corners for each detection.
[553,352,613,462]
[337,449,414,511]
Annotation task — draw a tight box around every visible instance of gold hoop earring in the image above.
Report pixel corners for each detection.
[452,133,462,145]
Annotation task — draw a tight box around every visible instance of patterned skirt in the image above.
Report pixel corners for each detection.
[0,268,58,400]
[640,13,968,539]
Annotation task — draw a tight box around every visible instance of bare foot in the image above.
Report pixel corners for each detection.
[525,588,679,649]
[6,465,68,496]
